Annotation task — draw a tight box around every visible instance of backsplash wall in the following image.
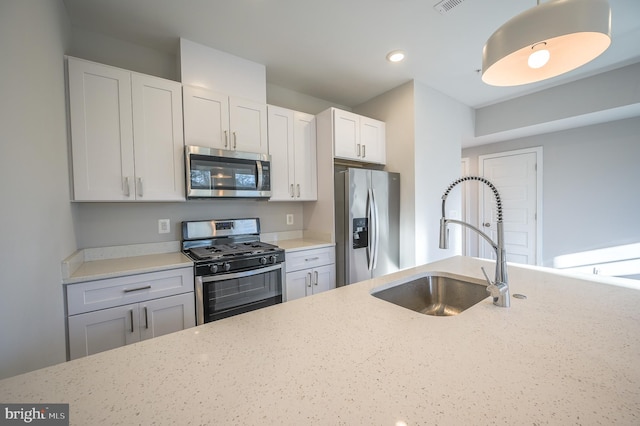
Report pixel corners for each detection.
[74,201,304,249]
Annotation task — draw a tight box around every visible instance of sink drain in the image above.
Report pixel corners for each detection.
[513,294,527,299]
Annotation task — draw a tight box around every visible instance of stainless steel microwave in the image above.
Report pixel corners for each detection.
[185,146,271,199]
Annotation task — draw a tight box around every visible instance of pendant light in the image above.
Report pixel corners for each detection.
[481,0,612,87]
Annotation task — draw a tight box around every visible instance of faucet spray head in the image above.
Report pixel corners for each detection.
[439,217,449,249]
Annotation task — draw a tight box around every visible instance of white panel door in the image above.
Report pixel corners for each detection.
[68,303,140,360]
[293,111,317,200]
[229,97,268,154]
[479,148,541,265]
[267,105,295,200]
[68,58,134,200]
[311,264,336,295]
[183,86,230,149]
[285,270,312,301]
[360,117,385,164]
[131,74,185,200]
[333,109,360,160]
[139,293,195,341]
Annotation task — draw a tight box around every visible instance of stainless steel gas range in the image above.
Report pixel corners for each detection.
[181,218,285,325]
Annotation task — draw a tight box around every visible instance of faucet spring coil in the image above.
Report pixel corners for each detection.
[442,176,503,222]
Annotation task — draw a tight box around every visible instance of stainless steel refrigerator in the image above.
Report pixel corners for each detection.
[334,167,400,286]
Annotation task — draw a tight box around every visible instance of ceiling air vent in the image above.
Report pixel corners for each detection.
[434,0,465,14]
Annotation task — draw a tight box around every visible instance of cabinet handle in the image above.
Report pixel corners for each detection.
[314,270,318,286]
[362,145,366,158]
[123,285,151,293]
[305,257,320,262]
[137,177,143,197]
[233,131,237,149]
[144,306,149,329]
[129,309,134,333]
[296,184,300,198]
[307,272,312,287]
[290,184,294,198]
[357,144,361,157]
[224,130,228,148]
[123,177,131,197]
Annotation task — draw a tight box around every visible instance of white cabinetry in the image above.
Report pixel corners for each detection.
[183,85,268,154]
[67,57,184,201]
[285,246,335,301]
[267,105,317,201]
[330,108,386,165]
[66,267,195,360]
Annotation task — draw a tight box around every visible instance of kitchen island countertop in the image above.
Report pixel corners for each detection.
[2,256,639,425]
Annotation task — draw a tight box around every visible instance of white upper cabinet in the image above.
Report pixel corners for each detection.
[183,85,268,155]
[267,105,317,201]
[67,57,184,201]
[332,108,386,165]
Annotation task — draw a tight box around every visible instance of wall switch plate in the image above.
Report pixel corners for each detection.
[158,219,170,234]
[286,214,294,225]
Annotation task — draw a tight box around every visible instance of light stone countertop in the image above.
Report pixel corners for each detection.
[3,256,640,425]
[272,237,334,252]
[62,252,193,285]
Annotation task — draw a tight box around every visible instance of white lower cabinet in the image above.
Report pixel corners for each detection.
[66,267,195,360]
[285,246,335,302]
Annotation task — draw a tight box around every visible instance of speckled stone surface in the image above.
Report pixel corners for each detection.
[273,238,334,252]
[62,252,193,284]
[2,256,640,425]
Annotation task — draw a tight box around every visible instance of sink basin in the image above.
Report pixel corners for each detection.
[371,273,489,316]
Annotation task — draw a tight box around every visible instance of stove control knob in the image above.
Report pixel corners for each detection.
[209,264,219,274]
[259,257,268,265]
[269,255,278,264]
[223,262,231,272]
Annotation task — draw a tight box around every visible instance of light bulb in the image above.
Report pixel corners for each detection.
[386,50,405,63]
[528,47,550,69]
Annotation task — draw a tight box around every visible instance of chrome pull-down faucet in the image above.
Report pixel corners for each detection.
[439,176,510,308]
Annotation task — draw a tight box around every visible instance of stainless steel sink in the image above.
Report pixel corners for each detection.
[371,273,489,316]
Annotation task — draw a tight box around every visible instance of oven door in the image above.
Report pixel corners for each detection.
[186,145,271,199]
[195,264,283,324]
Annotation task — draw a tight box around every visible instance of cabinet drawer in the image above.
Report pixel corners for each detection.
[66,267,194,315]
[285,247,335,272]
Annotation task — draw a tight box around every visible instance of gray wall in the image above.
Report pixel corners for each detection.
[463,116,640,268]
[0,0,75,379]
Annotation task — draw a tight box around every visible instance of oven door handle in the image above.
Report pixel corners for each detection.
[200,263,283,282]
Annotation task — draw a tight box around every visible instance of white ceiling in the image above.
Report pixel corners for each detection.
[62,0,640,109]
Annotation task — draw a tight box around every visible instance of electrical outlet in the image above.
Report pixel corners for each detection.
[158,219,170,234]
[286,214,294,225]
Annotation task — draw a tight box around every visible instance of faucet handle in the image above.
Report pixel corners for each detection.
[480,266,493,285]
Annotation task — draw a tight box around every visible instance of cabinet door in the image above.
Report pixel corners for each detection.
[229,97,268,154]
[267,105,295,200]
[183,86,230,150]
[311,264,336,295]
[333,109,360,161]
[360,117,386,165]
[68,303,140,360]
[293,112,317,200]
[285,269,313,302]
[68,57,135,201]
[131,74,185,200]
[139,293,195,341]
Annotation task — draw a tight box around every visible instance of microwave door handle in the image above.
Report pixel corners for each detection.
[256,161,263,191]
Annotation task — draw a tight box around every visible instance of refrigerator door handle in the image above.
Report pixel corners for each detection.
[371,188,380,270]
[367,188,374,271]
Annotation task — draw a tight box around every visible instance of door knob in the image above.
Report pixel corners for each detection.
[483,222,491,227]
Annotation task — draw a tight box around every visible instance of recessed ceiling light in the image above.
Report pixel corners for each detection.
[386,50,406,63]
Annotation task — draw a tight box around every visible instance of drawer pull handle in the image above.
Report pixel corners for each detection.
[305,257,320,262]
[123,285,151,293]
[314,270,318,286]
[307,272,312,287]
[129,309,134,333]
[144,306,149,329]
